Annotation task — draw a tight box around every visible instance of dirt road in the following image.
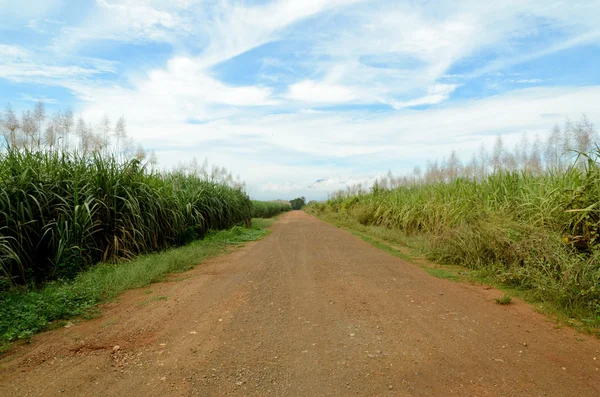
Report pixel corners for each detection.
[1,211,599,396]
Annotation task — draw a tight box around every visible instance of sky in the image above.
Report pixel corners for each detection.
[1,0,600,200]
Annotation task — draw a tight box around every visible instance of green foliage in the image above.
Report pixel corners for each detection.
[0,224,268,343]
[251,200,291,218]
[251,217,277,230]
[290,196,306,210]
[0,148,253,287]
[495,293,513,305]
[312,149,600,321]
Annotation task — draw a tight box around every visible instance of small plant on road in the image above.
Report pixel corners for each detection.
[495,293,513,305]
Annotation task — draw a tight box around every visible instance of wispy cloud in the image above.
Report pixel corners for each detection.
[387,84,459,109]
[26,18,63,34]
[260,182,301,193]
[0,44,115,84]
[19,94,59,104]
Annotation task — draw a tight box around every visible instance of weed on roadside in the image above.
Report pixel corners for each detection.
[495,293,513,305]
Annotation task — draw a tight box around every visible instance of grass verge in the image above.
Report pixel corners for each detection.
[0,220,272,349]
[309,210,600,336]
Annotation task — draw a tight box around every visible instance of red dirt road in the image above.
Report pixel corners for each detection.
[1,211,599,396]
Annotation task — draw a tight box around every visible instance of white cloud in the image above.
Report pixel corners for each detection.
[286,80,358,103]
[19,94,59,104]
[260,182,301,193]
[197,0,364,67]
[388,84,459,109]
[283,0,600,108]
[470,30,600,78]
[0,44,114,84]
[53,0,194,49]
[0,44,29,58]
[26,18,63,34]
[0,0,65,26]
[514,79,544,84]
[68,56,277,128]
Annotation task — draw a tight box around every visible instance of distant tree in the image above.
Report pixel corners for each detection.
[290,196,306,210]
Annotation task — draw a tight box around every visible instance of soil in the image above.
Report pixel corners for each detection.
[1,211,599,396]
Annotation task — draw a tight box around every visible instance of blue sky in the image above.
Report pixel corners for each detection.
[1,0,600,200]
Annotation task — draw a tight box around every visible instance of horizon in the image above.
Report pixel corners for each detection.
[2,0,600,201]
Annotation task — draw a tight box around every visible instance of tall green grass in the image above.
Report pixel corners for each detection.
[251,200,291,218]
[0,149,253,286]
[310,150,600,321]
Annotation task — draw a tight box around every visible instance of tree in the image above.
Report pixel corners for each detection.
[290,197,306,210]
